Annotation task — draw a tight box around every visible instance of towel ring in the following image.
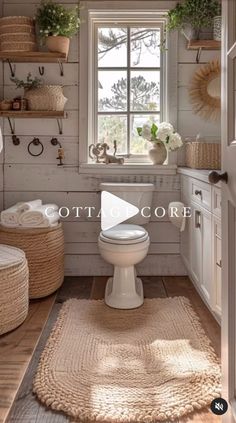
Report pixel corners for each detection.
[27,138,44,157]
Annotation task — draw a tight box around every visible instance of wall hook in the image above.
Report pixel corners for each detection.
[7,59,16,77]
[27,137,44,157]
[50,137,64,166]
[38,66,45,76]
[12,135,20,145]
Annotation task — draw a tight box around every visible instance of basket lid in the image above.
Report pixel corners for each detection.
[0,244,26,269]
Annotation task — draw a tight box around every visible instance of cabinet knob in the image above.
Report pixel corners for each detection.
[208,171,228,184]
[195,189,202,196]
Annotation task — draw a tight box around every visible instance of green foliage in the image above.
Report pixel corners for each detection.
[36,0,80,38]
[151,123,158,138]
[11,73,42,90]
[137,127,142,136]
[167,0,221,31]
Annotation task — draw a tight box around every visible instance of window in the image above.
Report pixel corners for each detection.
[97,25,163,158]
[79,3,177,168]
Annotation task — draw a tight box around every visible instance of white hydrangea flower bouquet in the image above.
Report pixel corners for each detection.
[137,122,183,151]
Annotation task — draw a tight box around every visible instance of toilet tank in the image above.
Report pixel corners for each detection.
[100,183,154,225]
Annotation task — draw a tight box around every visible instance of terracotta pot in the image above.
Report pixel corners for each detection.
[148,141,167,165]
[46,35,70,56]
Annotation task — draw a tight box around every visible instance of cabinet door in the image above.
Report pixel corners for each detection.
[180,210,191,270]
[201,208,212,303]
[212,219,222,317]
[190,204,202,286]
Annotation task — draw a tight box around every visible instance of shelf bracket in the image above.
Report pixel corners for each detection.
[57,118,63,134]
[7,117,15,134]
[58,60,64,77]
[7,59,16,78]
[196,47,202,64]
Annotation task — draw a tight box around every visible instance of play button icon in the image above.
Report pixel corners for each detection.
[101,191,139,231]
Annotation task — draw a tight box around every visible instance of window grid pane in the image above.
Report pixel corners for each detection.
[97,25,162,156]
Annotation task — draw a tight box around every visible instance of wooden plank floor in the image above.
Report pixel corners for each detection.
[2,276,221,423]
[0,295,56,423]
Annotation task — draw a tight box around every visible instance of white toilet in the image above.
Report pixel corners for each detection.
[98,183,154,309]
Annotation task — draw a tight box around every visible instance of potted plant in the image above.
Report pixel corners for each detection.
[36,0,80,56]
[166,0,221,41]
[11,73,67,111]
[137,122,183,165]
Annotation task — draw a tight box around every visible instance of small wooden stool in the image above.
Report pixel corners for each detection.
[0,244,29,335]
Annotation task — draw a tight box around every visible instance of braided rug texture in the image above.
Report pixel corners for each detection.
[33,297,221,422]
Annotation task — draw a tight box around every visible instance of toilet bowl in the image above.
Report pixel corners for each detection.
[98,182,154,310]
[99,224,150,309]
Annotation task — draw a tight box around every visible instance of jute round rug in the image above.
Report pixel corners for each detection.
[33,297,221,422]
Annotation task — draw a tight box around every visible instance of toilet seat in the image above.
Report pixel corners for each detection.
[100,224,148,245]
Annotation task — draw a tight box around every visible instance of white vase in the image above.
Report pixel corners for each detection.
[148,142,167,165]
[213,16,221,41]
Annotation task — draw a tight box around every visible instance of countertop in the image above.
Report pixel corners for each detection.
[177,167,221,186]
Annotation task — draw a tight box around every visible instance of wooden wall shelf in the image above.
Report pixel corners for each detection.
[0,110,67,118]
[187,40,221,63]
[0,51,67,63]
[187,40,221,50]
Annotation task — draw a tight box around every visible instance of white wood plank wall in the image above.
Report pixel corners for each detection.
[0,0,220,275]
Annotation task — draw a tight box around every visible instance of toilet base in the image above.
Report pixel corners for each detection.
[105,266,144,309]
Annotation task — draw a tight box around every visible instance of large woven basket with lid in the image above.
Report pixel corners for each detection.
[0,224,64,299]
[0,244,29,335]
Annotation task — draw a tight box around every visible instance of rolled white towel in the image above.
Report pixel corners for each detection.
[1,202,24,227]
[18,199,42,212]
[18,204,59,227]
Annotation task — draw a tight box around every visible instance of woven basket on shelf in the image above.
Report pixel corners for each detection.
[0,244,29,335]
[0,16,34,26]
[0,224,64,299]
[1,41,37,52]
[0,24,35,34]
[185,142,221,169]
[0,33,36,43]
[24,85,68,111]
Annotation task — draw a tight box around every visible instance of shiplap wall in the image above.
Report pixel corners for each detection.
[0,0,220,275]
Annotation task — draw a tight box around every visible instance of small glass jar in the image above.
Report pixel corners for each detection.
[12,97,28,111]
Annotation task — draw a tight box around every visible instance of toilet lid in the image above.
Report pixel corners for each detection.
[100,224,149,245]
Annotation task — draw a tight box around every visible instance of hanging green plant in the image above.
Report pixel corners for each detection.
[165,0,221,42]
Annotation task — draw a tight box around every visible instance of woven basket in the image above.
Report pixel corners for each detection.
[0,33,36,42]
[0,16,34,26]
[0,244,29,335]
[1,41,37,52]
[0,24,35,34]
[0,224,64,299]
[24,85,68,111]
[185,142,221,169]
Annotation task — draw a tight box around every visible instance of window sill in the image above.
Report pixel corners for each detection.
[79,163,177,175]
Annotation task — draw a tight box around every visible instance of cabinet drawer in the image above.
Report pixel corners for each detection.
[191,180,211,210]
[212,187,221,217]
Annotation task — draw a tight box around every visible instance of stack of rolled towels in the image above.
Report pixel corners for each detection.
[0,199,60,228]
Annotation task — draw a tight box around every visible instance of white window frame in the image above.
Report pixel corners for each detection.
[79,1,178,174]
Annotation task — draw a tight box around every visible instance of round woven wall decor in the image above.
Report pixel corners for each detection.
[189,60,221,121]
